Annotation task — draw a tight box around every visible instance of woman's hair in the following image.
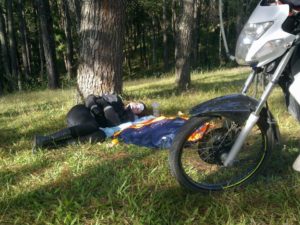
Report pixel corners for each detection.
[137,102,148,117]
[126,102,149,117]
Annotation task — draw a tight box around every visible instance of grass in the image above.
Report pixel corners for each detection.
[0,67,300,224]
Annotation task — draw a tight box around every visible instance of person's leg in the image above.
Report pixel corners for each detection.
[33,123,106,151]
[33,127,74,151]
[72,130,107,144]
[66,104,97,126]
[33,105,106,151]
[66,104,107,143]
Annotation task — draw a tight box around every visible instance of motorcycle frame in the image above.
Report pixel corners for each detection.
[224,39,299,166]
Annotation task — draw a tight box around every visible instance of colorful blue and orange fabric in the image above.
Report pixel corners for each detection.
[114,116,209,149]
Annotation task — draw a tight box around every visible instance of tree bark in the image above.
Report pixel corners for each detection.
[172,0,177,38]
[175,0,195,90]
[61,0,75,79]
[77,0,125,99]
[235,0,244,35]
[0,76,3,95]
[191,0,200,68]
[0,5,11,81]
[33,2,45,81]
[151,16,158,66]
[17,0,31,80]
[38,33,45,81]
[137,23,144,66]
[125,24,132,75]
[6,0,20,91]
[36,0,59,89]
[141,24,148,68]
[162,0,169,71]
[75,0,81,30]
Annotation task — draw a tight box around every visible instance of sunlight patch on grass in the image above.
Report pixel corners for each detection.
[0,67,300,224]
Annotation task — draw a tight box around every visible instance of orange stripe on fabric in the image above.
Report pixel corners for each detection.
[113,116,188,138]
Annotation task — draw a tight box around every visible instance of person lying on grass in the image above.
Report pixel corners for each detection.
[33,94,148,151]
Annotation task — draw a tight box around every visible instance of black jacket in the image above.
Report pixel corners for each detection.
[85,94,135,126]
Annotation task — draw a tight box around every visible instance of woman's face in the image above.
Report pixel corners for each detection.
[128,102,145,115]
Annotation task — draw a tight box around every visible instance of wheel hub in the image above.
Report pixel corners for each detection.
[198,127,235,165]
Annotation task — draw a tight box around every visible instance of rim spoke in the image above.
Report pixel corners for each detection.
[180,117,265,188]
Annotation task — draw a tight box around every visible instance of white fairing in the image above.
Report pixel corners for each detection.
[292,153,300,172]
[289,72,300,104]
[235,1,296,67]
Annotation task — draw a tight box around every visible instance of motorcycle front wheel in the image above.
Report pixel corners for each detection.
[169,115,272,192]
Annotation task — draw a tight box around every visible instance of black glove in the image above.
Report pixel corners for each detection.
[85,95,102,116]
[90,104,101,116]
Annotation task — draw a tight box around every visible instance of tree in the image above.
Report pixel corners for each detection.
[162,0,169,71]
[68,0,81,32]
[175,0,195,90]
[36,0,59,89]
[17,0,31,80]
[77,0,125,99]
[61,0,75,79]
[0,0,255,94]
[6,0,20,90]
[191,0,200,68]
[0,4,11,86]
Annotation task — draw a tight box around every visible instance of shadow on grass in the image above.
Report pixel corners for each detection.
[0,137,299,223]
[0,158,56,188]
[1,71,299,223]
[0,147,228,224]
[263,134,300,178]
[0,150,157,222]
[0,120,65,152]
[0,101,67,153]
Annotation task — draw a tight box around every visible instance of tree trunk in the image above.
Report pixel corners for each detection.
[175,0,195,90]
[6,0,20,91]
[137,23,144,66]
[36,0,59,89]
[151,16,157,66]
[38,33,45,81]
[33,2,45,81]
[73,0,81,31]
[61,0,75,79]
[162,0,169,71]
[0,5,11,81]
[133,23,138,52]
[77,0,125,99]
[0,77,3,95]
[141,24,148,68]
[219,28,223,64]
[125,25,132,75]
[17,0,31,80]
[172,0,177,38]
[191,0,200,68]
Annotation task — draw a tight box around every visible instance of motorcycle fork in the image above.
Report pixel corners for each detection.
[224,46,296,166]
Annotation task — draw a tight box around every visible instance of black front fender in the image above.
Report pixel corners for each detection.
[190,94,258,123]
[190,93,281,143]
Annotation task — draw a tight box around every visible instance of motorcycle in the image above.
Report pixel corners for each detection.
[169,0,300,192]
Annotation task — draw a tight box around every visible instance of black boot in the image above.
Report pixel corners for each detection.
[77,130,106,144]
[32,128,73,152]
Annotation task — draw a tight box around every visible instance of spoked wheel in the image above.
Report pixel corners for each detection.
[169,115,272,191]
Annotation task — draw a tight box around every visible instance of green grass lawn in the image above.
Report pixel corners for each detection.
[0,68,300,224]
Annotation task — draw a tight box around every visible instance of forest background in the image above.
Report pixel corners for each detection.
[1,1,300,224]
[0,0,257,95]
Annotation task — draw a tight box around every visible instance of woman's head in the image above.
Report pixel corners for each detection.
[127,102,147,115]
